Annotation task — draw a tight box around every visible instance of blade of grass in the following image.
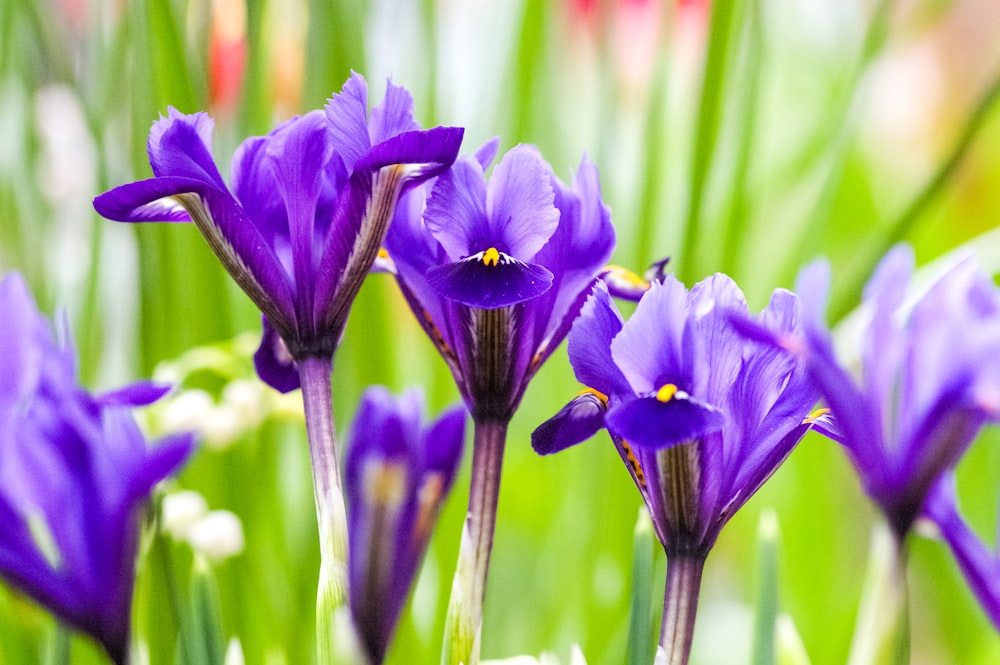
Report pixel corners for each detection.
[720,0,763,278]
[752,511,780,665]
[626,508,656,665]
[776,0,893,286]
[677,0,739,283]
[829,66,1000,322]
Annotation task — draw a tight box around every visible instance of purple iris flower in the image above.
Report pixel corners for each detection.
[345,387,465,664]
[93,73,463,392]
[737,245,1000,540]
[0,273,192,664]
[532,276,825,664]
[385,141,614,664]
[385,141,615,422]
[533,276,824,557]
[922,473,1000,630]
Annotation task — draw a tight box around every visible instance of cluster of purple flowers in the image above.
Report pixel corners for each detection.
[4,71,998,665]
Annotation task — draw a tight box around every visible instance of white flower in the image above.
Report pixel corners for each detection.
[161,490,209,540]
[187,510,245,562]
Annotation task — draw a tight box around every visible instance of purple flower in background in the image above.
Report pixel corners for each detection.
[386,141,615,422]
[345,387,465,664]
[742,245,1000,539]
[94,73,463,392]
[532,276,825,664]
[922,473,1000,630]
[534,276,824,556]
[0,273,192,664]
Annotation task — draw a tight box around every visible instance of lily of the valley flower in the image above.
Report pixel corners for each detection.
[345,387,465,664]
[384,141,615,665]
[0,273,192,665]
[533,277,825,665]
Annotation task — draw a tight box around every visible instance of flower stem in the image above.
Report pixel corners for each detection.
[298,355,351,665]
[441,418,508,665]
[659,553,705,665]
[847,522,910,665]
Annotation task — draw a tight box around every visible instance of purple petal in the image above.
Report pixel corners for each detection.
[923,475,1000,630]
[0,273,44,410]
[474,137,501,171]
[96,382,171,408]
[147,108,228,190]
[532,391,608,455]
[610,277,691,395]
[426,252,553,309]
[486,145,559,260]
[860,245,912,424]
[93,178,196,223]
[253,318,300,393]
[520,154,616,374]
[605,392,725,450]
[325,71,371,172]
[566,281,632,397]
[424,157,490,261]
[421,403,466,493]
[368,79,419,143]
[313,127,465,333]
[265,111,334,310]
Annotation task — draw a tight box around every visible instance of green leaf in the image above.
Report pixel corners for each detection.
[626,508,656,665]
[752,510,780,665]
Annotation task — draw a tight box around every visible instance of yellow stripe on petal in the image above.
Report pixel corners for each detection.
[577,386,609,406]
[804,407,831,424]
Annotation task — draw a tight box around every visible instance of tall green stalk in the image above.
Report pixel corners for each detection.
[441,419,508,665]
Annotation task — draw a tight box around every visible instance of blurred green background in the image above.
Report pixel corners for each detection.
[2,0,1000,663]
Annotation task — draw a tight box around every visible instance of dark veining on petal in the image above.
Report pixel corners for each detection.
[468,306,516,421]
[317,164,406,352]
[657,441,702,555]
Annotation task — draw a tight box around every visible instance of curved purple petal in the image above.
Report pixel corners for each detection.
[532,391,608,455]
[147,108,228,190]
[369,79,419,144]
[325,71,371,172]
[426,252,553,309]
[566,281,632,398]
[254,317,300,393]
[605,393,724,450]
[421,403,466,493]
[610,277,691,395]
[486,145,559,260]
[424,157,490,260]
[923,475,1000,630]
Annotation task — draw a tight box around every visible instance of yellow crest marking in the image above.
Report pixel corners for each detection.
[482,247,500,267]
[656,383,678,403]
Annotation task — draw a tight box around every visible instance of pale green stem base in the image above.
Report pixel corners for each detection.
[441,419,508,665]
[847,522,910,665]
[298,356,355,665]
[659,554,705,665]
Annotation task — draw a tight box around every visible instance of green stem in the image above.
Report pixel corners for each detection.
[441,419,508,665]
[298,355,351,664]
[846,522,910,665]
[659,553,705,665]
